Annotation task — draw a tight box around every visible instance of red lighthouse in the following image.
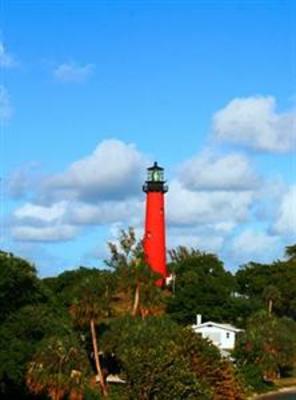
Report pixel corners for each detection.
[143,162,168,286]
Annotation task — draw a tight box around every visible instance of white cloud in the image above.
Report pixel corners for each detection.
[12,202,77,242]
[13,198,143,228]
[168,232,224,254]
[44,139,146,202]
[273,185,296,236]
[9,140,147,243]
[6,93,294,268]
[67,199,143,226]
[0,85,12,122]
[53,62,94,83]
[179,152,259,191]
[252,177,286,222]
[230,229,280,264]
[6,163,42,199]
[12,225,78,242]
[167,180,254,226]
[213,96,296,152]
[7,169,30,199]
[0,42,16,68]
[167,224,229,254]
[14,201,68,223]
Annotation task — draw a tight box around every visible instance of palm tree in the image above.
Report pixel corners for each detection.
[106,227,164,318]
[26,335,90,400]
[263,285,281,316]
[69,275,114,397]
[285,244,296,261]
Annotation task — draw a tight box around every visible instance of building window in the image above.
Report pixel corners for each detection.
[226,332,230,339]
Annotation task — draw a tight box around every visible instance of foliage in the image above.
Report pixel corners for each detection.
[233,311,296,390]
[69,273,116,397]
[1,243,296,399]
[176,328,245,400]
[26,334,91,400]
[103,316,207,399]
[69,272,115,325]
[285,244,296,261]
[105,227,164,317]
[262,285,281,315]
[105,227,141,269]
[166,246,238,324]
[0,303,72,398]
[236,257,296,320]
[0,251,48,321]
[0,251,70,398]
[43,267,113,308]
[103,316,244,399]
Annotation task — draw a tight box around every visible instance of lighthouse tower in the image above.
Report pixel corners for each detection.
[143,162,168,286]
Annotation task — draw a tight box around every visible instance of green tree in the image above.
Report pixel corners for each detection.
[0,251,69,399]
[262,285,281,316]
[0,303,72,399]
[43,267,109,308]
[103,316,244,400]
[166,247,236,324]
[69,274,115,397]
[105,227,163,318]
[233,311,296,389]
[285,244,296,261]
[0,251,48,321]
[236,256,296,320]
[26,334,91,400]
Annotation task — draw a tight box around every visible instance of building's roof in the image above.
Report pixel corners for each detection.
[192,321,242,333]
[107,375,126,384]
[147,161,163,171]
[96,374,126,384]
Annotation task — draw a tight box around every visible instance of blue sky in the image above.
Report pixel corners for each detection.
[1,0,295,276]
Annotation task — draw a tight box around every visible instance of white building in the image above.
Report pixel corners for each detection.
[192,314,242,352]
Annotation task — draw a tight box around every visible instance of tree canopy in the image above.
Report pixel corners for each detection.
[1,241,296,398]
[166,247,238,324]
[102,316,244,400]
[236,257,296,320]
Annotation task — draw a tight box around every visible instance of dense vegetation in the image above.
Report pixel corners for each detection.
[0,236,296,399]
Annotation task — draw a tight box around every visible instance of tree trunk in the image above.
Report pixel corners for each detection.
[268,299,273,315]
[132,282,140,317]
[53,388,61,400]
[90,319,108,397]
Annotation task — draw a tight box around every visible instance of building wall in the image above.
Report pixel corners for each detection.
[193,326,236,350]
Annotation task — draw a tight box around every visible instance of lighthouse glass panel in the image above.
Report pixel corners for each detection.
[148,170,164,182]
[152,170,162,182]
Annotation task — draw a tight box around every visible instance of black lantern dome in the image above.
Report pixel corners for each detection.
[143,162,168,193]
